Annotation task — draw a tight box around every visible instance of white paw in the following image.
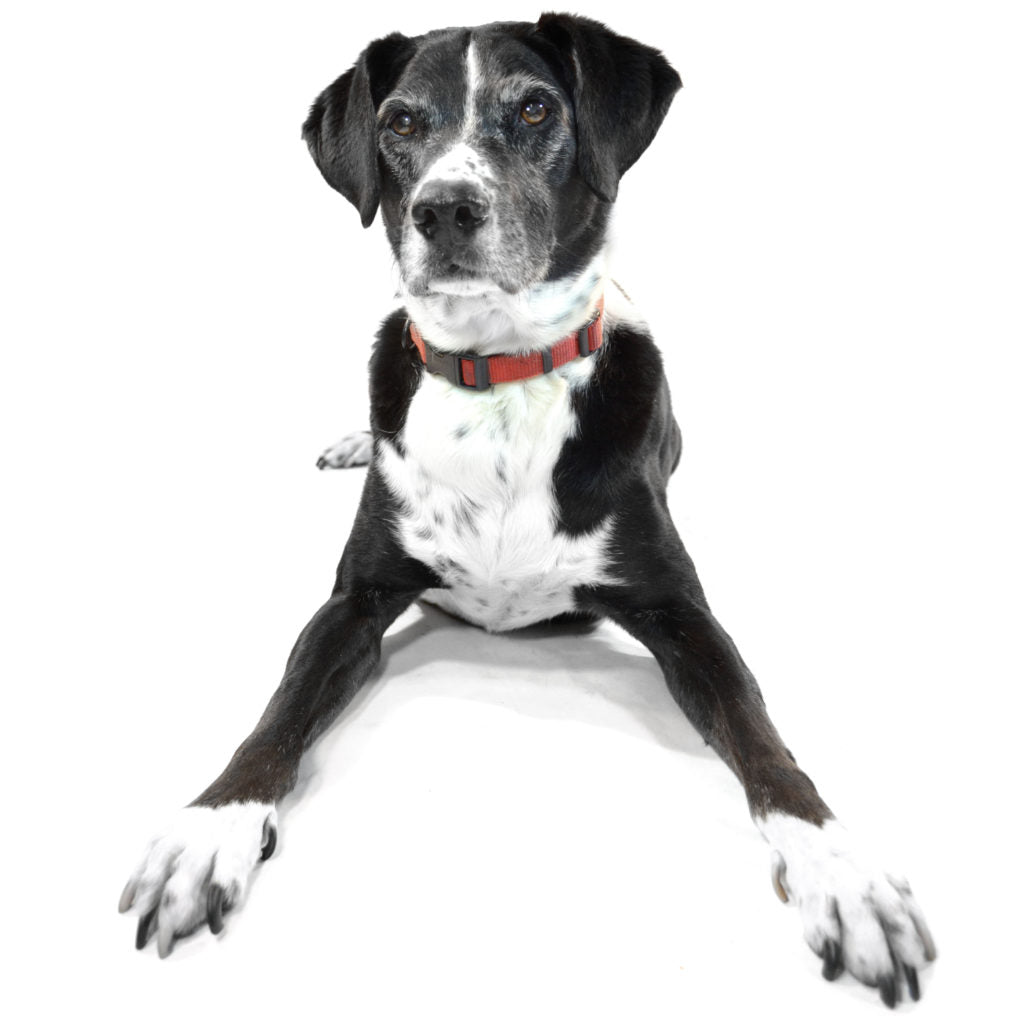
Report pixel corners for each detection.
[119,802,277,957]
[758,814,937,1008]
[317,430,373,469]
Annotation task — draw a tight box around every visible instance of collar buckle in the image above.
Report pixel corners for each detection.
[421,336,491,391]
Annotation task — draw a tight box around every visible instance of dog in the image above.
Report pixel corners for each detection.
[119,13,936,1007]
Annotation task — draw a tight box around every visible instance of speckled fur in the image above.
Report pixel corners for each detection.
[377,296,618,631]
[120,18,935,1008]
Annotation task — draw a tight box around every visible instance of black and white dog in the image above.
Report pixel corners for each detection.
[120,14,936,1007]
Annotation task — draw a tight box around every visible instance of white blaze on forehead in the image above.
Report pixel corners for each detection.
[464,38,480,133]
[410,39,494,204]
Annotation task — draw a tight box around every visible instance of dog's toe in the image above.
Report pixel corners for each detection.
[317,431,372,469]
[120,802,277,955]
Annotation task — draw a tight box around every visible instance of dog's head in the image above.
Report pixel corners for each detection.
[304,14,679,313]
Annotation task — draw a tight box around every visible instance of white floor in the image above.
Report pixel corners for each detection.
[4,2,1021,1021]
[10,450,1018,1023]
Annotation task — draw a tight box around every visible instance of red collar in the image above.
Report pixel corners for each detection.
[408,298,605,390]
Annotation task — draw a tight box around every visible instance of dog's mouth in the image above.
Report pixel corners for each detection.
[423,261,498,296]
[403,231,547,297]
[440,259,480,278]
[405,253,498,296]
[428,277,501,297]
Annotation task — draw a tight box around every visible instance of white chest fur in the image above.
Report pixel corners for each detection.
[377,364,614,631]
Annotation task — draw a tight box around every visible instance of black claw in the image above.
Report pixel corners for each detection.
[878,974,898,1009]
[261,822,277,861]
[821,938,843,982]
[316,458,326,469]
[904,964,920,1002]
[207,883,226,935]
[135,908,157,951]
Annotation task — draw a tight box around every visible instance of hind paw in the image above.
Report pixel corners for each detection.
[317,431,372,469]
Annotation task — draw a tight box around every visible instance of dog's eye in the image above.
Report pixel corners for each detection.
[519,99,548,126]
[388,111,416,137]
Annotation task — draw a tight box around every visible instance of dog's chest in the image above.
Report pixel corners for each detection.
[378,371,612,631]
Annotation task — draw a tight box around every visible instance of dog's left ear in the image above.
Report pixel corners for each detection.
[302,33,415,227]
[534,14,682,203]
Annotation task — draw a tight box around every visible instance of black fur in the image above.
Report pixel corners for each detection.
[302,32,417,226]
[195,7,831,885]
[531,13,683,201]
[122,16,932,1008]
[302,18,680,290]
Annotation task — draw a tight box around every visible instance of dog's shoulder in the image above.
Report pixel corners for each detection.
[570,298,679,454]
[553,292,682,535]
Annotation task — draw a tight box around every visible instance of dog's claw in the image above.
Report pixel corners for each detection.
[135,908,157,950]
[119,878,137,914]
[904,964,920,1002]
[770,850,789,903]
[821,938,843,981]
[261,820,277,861]
[878,973,898,1009]
[207,883,227,935]
[157,924,176,960]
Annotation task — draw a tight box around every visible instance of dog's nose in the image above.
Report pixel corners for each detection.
[412,189,489,243]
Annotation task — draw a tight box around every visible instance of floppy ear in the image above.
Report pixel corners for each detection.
[302,33,415,227]
[534,14,682,203]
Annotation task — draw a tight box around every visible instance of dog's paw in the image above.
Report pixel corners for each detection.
[317,431,373,469]
[118,802,277,957]
[758,814,936,1008]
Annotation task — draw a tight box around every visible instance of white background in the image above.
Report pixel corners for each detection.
[2,1,1021,1020]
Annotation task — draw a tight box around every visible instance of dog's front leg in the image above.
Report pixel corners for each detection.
[119,583,419,956]
[581,554,936,1006]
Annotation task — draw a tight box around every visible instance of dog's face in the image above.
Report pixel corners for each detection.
[373,28,585,297]
[303,15,680,301]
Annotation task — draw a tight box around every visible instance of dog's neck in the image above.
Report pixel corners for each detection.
[401,248,608,357]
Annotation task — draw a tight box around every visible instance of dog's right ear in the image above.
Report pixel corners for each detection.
[302,33,415,228]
